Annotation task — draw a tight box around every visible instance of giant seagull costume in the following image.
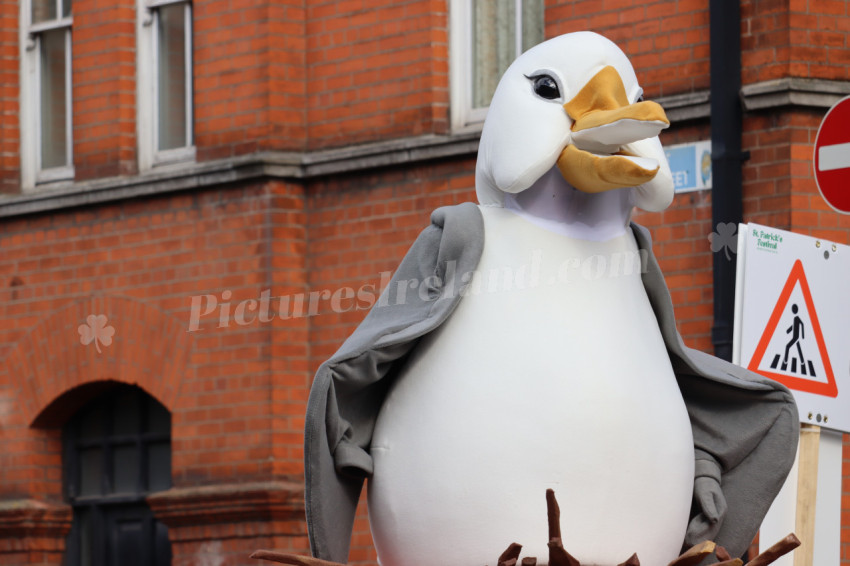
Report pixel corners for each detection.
[304,32,798,566]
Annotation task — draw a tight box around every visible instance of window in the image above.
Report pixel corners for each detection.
[63,385,172,566]
[21,0,74,188]
[449,0,544,131]
[138,0,193,169]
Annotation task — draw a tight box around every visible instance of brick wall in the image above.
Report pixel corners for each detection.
[0,0,19,194]
[71,0,136,180]
[195,0,452,159]
[194,1,309,159]
[1,0,849,564]
[740,0,850,84]
[305,0,449,149]
[269,1,308,153]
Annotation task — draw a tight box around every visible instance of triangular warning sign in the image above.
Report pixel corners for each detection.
[748,259,838,397]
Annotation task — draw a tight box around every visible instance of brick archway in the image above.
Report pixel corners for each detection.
[3,295,191,425]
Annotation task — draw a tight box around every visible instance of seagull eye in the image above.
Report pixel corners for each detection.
[530,74,561,100]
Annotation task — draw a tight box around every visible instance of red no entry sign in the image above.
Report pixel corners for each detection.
[814,95,850,214]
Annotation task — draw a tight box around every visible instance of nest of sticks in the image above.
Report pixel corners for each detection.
[251,489,800,566]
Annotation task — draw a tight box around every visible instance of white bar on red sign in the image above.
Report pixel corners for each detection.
[817,141,850,171]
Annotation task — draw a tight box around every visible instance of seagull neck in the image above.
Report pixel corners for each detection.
[503,167,634,241]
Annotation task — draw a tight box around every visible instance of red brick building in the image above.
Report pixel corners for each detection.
[0,1,848,564]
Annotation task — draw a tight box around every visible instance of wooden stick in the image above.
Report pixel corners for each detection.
[545,491,581,566]
[546,488,561,541]
[548,538,581,566]
[249,551,346,566]
[716,546,732,561]
[748,533,801,566]
[617,552,640,566]
[498,542,523,566]
[794,424,820,566]
[667,541,716,566]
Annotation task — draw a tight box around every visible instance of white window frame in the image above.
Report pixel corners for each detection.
[449,0,538,133]
[20,0,74,190]
[138,0,194,171]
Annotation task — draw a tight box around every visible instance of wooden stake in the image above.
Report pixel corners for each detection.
[793,424,820,566]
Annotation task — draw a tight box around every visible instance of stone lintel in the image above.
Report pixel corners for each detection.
[146,481,305,529]
[741,78,850,111]
[0,499,72,539]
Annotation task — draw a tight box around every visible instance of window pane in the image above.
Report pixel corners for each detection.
[157,4,188,151]
[39,29,68,169]
[62,0,72,18]
[78,403,105,442]
[148,400,171,436]
[78,508,93,566]
[147,442,171,492]
[112,514,145,566]
[113,445,140,494]
[113,389,141,436]
[472,0,516,109]
[521,0,544,52]
[79,448,103,495]
[31,0,57,24]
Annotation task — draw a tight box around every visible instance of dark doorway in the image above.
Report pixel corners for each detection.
[63,384,172,566]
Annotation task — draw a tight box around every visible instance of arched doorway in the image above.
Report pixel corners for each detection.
[62,384,172,566]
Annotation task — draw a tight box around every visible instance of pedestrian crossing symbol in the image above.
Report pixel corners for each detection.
[747,259,838,397]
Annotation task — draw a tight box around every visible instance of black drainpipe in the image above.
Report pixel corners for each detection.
[710,0,748,362]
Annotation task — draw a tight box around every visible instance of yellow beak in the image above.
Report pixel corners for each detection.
[556,65,670,193]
